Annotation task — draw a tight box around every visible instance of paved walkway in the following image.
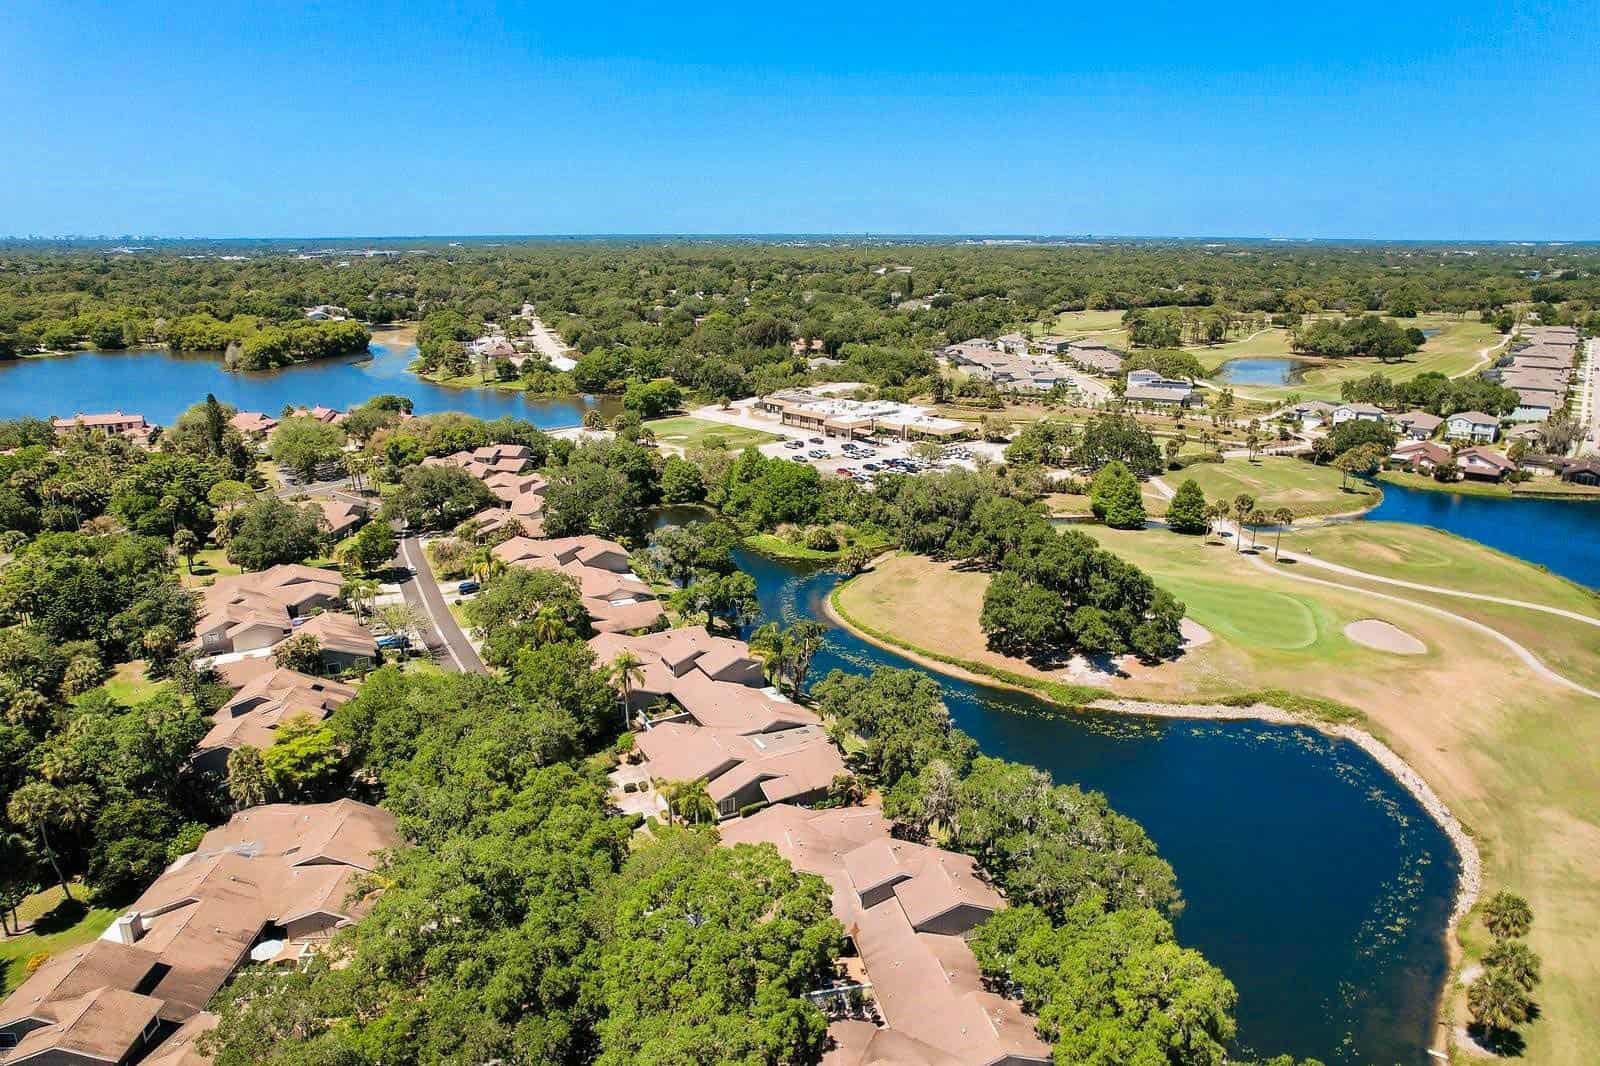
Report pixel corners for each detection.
[398,534,485,674]
[1242,551,1599,699]
[1273,547,1600,628]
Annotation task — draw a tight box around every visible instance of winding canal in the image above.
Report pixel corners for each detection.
[724,537,1458,1066]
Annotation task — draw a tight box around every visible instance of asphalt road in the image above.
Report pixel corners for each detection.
[397,534,486,674]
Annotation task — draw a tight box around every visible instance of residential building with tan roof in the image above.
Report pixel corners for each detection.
[287,405,345,425]
[494,536,662,632]
[50,411,149,438]
[634,721,844,817]
[194,668,356,773]
[0,801,397,1066]
[1390,439,1452,474]
[1456,446,1517,481]
[720,804,1049,1066]
[588,627,816,733]
[314,495,368,538]
[460,506,540,542]
[293,612,378,672]
[1444,410,1500,442]
[194,566,344,656]
[227,410,278,436]
[1391,410,1442,439]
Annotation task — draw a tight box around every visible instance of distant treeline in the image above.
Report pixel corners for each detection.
[2,242,1597,391]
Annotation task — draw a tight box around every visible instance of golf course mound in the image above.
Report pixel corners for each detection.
[1343,619,1427,655]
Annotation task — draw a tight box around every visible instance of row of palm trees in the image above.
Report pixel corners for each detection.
[1206,494,1296,560]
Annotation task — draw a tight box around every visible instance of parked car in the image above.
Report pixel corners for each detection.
[809,437,824,444]
[784,440,804,449]
[457,580,480,594]
[375,634,411,650]
[809,449,828,458]
[863,463,881,471]
[836,467,853,476]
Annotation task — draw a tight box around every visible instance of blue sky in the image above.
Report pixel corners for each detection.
[4,1,1598,239]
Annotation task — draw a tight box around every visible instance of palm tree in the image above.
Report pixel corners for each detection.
[1272,507,1294,561]
[7,783,73,902]
[748,623,788,688]
[1247,508,1270,551]
[173,528,200,573]
[1468,967,1531,1033]
[341,577,380,621]
[661,778,716,825]
[530,605,567,645]
[1482,891,1534,939]
[1482,940,1542,991]
[1231,494,1255,552]
[470,550,506,587]
[1204,501,1228,543]
[786,621,829,693]
[608,650,645,731]
[373,602,427,642]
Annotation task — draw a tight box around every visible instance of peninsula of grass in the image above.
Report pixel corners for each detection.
[744,526,894,562]
[644,416,781,452]
[1168,455,1381,517]
[827,577,1113,709]
[415,368,536,392]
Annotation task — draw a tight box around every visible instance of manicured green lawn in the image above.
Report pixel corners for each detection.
[1025,309,1129,341]
[1,884,119,995]
[645,416,781,452]
[181,547,243,588]
[1168,456,1380,517]
[96,661,170,705]
[1200,315,1504,402]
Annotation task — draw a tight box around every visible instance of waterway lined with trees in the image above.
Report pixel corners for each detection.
[720,535,1458,1066]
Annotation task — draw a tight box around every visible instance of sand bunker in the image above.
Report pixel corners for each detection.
[1343,619,1426,655]
[1180,618,1214,647]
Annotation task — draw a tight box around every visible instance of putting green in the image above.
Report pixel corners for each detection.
[1156,574,1322,650]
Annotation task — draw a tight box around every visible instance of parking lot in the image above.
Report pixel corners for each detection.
[688,402,1007,483]
[767,434,990,484]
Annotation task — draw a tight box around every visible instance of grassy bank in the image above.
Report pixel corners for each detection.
[1379,468,1600,502]
[827,576,1113,709]
[1171,455,1381,517]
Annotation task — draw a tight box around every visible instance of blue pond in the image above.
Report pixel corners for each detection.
[1213,356,1315,386]
[1364,479,1600,589]
[0,340,612,427]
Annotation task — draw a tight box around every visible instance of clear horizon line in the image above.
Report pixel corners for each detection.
[3,231,1599,245]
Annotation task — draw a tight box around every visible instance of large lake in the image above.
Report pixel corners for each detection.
[1364,480,1600,589]
[0,340,612,426]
